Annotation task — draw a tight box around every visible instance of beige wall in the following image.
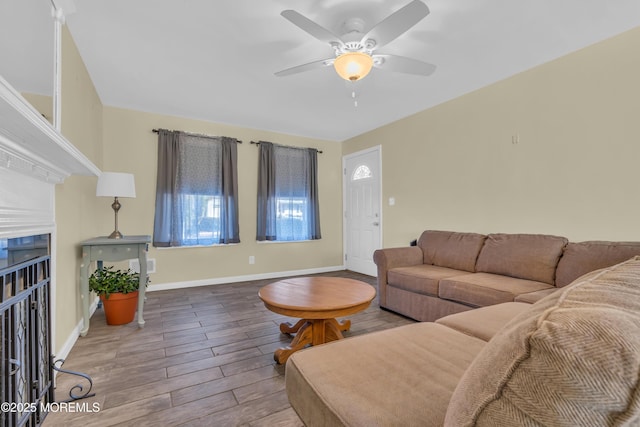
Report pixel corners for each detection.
[53,26,104,353]
[101,107,344,286]
[344,26,640,247]
[21,93,53,124]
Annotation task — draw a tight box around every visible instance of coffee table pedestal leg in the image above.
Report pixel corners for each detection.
[280,318,307,335]
[325,318,350,342]
[274,318,352,364]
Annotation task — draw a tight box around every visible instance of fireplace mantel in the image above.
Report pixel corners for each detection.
[0,75,99,183]
[0,75,99,239]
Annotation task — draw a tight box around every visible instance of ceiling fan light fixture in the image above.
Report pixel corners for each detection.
[333,52,373,81]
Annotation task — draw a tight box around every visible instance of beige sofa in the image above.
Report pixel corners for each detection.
[286,256,640,426]
[373,230,640,321]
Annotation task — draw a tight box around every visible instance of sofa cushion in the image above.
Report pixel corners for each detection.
[439,272,554,307]
[444,256,640,426]
[385,286,473,322]
[436,302,530,342]
[555,240,640,287]
[418,230,486,272]
[286,322,486,427]
[513,287,557,304]
[388,264,469,297]
[475,233,568,284]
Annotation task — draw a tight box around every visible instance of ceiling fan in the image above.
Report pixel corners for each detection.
[275,0,436,82]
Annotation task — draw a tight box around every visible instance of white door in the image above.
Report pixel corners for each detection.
[343,147,382,276]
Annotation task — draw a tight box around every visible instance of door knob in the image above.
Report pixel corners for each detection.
[373,222,379,226]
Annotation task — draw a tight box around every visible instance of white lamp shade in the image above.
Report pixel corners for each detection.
[96,172,136,198]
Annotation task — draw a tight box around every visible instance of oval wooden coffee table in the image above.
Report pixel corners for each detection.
[258,276,376,364]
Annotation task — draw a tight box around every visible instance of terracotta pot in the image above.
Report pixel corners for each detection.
[100,291,138,325]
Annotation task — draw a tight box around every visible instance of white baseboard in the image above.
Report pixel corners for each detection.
[147,265,346,292]
[54,296,99,363]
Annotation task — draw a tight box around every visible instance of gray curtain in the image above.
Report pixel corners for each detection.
[256,141,321,241]
[307,147,321,239]
[153,129,179,247]
[153,130,240,247]
[220,137,240,244]
[256,141,277,241]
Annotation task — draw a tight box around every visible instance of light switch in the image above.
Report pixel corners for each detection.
[388,197,395,206]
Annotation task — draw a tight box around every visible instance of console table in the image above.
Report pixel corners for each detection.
[79,235,151,336]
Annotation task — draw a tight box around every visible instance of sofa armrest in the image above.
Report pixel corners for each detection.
[373,246,423,306]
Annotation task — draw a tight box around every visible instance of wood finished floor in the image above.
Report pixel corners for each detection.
[44,271,414,427]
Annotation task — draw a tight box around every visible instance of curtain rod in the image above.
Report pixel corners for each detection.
[250,140,323,154]
[152,128,242,143]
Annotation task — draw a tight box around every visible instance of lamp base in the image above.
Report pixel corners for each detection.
[108,230,123,239]
[108,196,123,239]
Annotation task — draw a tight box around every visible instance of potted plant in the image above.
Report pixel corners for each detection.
[89,266,141,325]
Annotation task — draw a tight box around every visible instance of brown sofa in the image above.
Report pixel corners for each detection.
[286,256,640,426]
[373,230,640,321]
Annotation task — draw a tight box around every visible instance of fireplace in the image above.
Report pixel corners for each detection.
[0,235,50,269]
[0,235,53,426]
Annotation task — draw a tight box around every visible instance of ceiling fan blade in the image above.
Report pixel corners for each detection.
[361,0,429,50]
[275,58,334,77]
[373,54,436,76]
[281,10,343,46]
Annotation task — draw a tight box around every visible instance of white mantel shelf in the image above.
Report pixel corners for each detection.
[0,74,100,183]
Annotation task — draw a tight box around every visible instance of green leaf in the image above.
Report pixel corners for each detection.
[88,265,145,298]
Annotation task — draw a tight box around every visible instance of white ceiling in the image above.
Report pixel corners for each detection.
[2,1,640,142]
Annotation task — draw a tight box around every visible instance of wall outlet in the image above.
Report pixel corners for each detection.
[249,256,255,265]
[129,258,156,274]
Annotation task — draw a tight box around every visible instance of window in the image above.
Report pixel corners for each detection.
[153,130,240,247]
[352,165,372,180]
[257,142,321,241]
[178,194,222,244]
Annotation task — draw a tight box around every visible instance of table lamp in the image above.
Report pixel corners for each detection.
[96,172,136,239]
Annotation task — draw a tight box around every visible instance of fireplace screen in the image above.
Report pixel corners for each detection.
[0,234,53,426]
